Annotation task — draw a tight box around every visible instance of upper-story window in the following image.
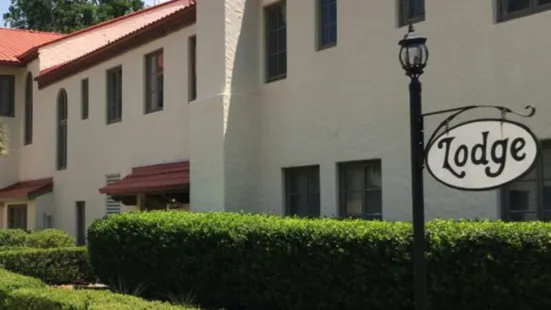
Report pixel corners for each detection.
[145,50,164,113]
[24,73,33,145]
[57,89,68,171]
[265,2,287,82]
[106,66,122,124]
[0,75,15,117]
[498,0,551,22]
[188,36,197,102]
[318,0,337,49]
[81,78,89,120]
[399,0,425,27]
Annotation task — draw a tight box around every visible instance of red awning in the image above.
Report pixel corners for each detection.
[0,178,53,200]
[98,161,189,196]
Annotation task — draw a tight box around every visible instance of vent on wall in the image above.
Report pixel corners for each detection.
[105,174,121,215]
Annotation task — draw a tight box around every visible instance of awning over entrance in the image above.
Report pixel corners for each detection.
[98,161,190,196]
[0,178,53,200]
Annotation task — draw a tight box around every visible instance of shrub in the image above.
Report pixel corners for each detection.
[0,247,93,285]
[88,211,551,310]
[4,288,194,310]
[0,229,75,249]
[24,229,75,248]
[0,268,45,308]
[0,229,28,247]
[0,269,195,309]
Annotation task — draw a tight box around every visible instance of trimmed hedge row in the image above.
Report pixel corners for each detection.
[0,229,75,248]
[89,211,551,310]
[0,247,93,285]
[0,269,195,309]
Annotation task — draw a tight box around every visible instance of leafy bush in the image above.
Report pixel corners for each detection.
[0,247,93,285]
[0,268,195,309]
[0,229,75,249]
[4,287,194,310]
[24,229,75,248]
[88,211,551,310]
[0,268,45,308]
[0,230,28,247]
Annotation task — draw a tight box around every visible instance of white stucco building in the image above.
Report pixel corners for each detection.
[0,0,550,241]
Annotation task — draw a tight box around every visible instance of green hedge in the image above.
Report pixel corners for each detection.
[0,247,93,285]
[0,229,75,248]
[0,269,195,310]
[88,211,551,310]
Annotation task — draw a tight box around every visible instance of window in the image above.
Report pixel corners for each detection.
[189,36,197,102]
[339,160,383,219]
[502,141,551,221]
[81,79,89,120]
[24,73,33,145]
[399,0,425,27]
[498,0,551,22]
[76,201,86,245]
[284,166,321,217]
[8,204,27,230]
[318,0,337,49]
[0,75,15,117]
[106,174,121,215]
[57,89,68,170]
[145,50,164,113]
[265,2,287,82]
[106,66,122,124]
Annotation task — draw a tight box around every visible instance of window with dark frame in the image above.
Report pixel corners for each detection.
[265,2,287,82]
[8,204,27,230]
[81,78,89,120]
[57,89,68,171]
[145,50,164,113]
[502,142,551,221]
[106,66,122,124]
[399,0,425,27]
[24,73,33,145]
[76,201,86,246]
[106,174,121,215]
[189,36,197,102]
[0,75,15,117]
[318,0,337,49]
[339,160,383,220]
[284,166,321,217]
[498,0,551,22]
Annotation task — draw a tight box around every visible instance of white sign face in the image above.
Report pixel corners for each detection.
[425,119,539,191]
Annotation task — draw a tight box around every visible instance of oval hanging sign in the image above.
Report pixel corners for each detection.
[425,119,539,191]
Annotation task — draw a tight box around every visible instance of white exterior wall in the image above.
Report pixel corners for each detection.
[20,25,195,235]
[252,0,551,220]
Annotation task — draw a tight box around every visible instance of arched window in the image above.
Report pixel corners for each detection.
[24,73,33,145]
[57,89,68,170]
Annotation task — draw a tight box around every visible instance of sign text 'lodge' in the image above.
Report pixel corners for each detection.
[425,119,539,191]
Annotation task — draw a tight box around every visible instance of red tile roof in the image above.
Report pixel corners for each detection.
[17,0,191,65]
[0,178,53,200]
[99,161,190,196]
[0,29,64,66]
[36,1,196,89]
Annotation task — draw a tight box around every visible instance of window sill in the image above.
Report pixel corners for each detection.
[107,119,121,125]
[265,74,287,84]
[398,14,425,28]
[317,42,337,51]
[145,108,163,115]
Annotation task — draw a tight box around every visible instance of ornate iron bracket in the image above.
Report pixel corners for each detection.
[423,105,536,150]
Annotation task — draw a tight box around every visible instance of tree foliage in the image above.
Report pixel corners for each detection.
[3,0,146,33]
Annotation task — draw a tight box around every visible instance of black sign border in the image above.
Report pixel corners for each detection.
[424,118,540,192]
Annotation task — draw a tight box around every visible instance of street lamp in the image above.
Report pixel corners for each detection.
[399,22,428,310]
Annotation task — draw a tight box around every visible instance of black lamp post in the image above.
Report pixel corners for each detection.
[399,23,429,310]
